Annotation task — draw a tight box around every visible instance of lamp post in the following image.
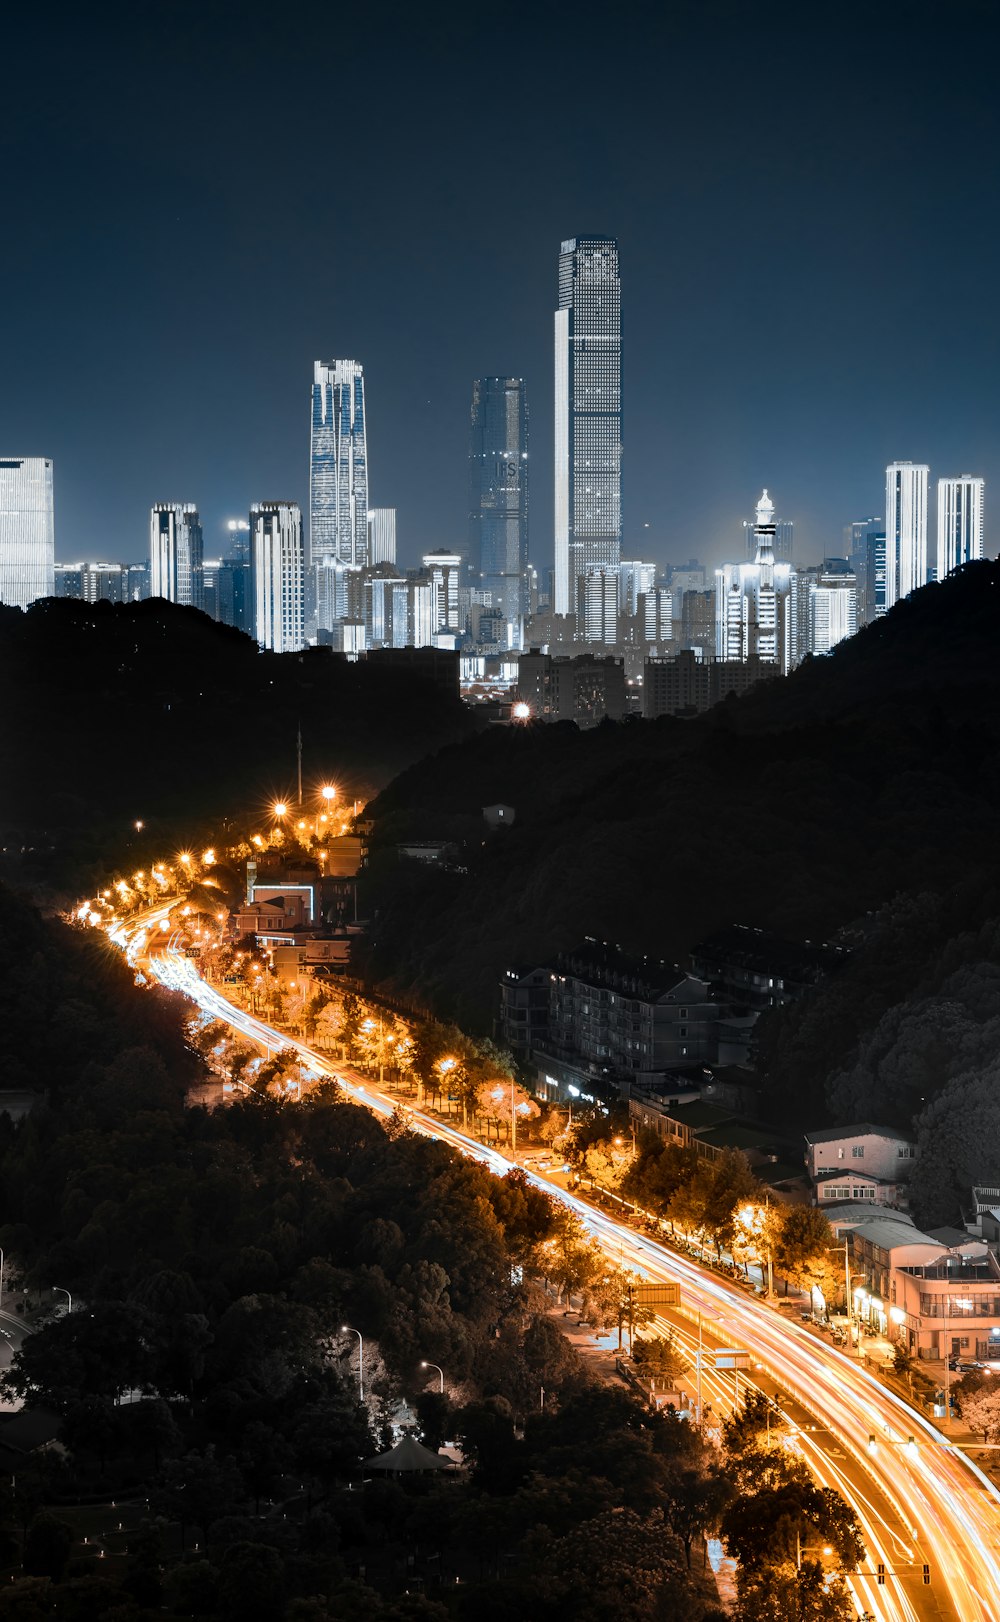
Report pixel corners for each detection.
[420,1360,445,1394]
[53,1286,72,1315]
[341,1325,364,1399]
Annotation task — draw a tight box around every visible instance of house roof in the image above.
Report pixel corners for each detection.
[813,1168,897,1186]
[850,1216,942,1252]
[363,1434,452,1473]
[804,1122,913,1146]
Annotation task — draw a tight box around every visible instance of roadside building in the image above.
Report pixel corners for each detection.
[804,1123,918,1209]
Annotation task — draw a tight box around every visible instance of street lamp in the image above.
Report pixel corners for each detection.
[341,1325,364,1399]
[53,1286,72,1315]
[420,1360,445,1394]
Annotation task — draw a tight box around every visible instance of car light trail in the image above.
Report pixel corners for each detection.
[108,906,1000,1621]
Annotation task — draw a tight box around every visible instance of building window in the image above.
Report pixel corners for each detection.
[679,1007,688,1018]
[679,1026,688,1038]
[837,1148,845,1160]
[852,1146,865,1159]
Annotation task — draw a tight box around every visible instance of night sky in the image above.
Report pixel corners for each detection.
[3,0,998,572]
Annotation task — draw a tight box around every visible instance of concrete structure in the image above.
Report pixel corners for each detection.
[0,456,54,610]
[848,1215,1000,1359]
[796,558,858,657]
[554,237,621,616]
[691,925,848,1011]
[845,517,885,625]
[516,650,626,726]
[885,461,929,607]
[642,651,777,717]
[149,502,203,609]
[422,549,462,633]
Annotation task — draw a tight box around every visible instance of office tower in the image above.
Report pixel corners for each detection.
[149,503,204,609]
[126,562,150,602]
[618,559,656,617]
[214,522,252,634]
[639,587,674,645]
[844,517,882,625]
[365,567,408,648]
[422,549,462,632]
[577,567,619,643]
[250,502,304,653]
[715,491,796,671]
[554,237,621,615]
[680,589,714,657]
[468,377,529,646]
[796,559,858,658]
[0,457,54,609]
[884,461,929,607]
[368,507,397,566]
[937,476,984,579]
[744,516,793,561]
[54,563,84,599]
[310,360,368,570]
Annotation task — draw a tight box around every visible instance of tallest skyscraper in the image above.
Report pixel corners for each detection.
[310,360,369,569]
[553,237,622,616]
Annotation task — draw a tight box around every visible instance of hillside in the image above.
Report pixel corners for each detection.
[358,563,1000,1205]
[0,597,477,885]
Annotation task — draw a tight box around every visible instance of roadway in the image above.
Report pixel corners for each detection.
[110,904,1000,1620]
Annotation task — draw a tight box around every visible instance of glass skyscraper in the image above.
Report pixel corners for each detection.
[468,377,529,646]
[554,238,621,617]
[149,503,204,609]
[0,456,54,609]
[310,360,368,570]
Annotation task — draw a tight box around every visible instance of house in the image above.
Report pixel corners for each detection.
[849,1215,1000,1360]
[804,1123,917,1209]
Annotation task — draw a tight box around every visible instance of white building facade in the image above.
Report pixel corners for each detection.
[885,461,929,607]
[367,507,396,566]
[715,491,795,672]
[149,503,204,609]
[0,456,54,609]
[936,475,984,579]
[250,501,304,653]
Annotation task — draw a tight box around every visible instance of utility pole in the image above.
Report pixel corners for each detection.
[296,721,303,806]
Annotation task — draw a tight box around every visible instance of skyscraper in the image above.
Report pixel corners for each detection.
[421,549,462,633]
[367,508,397,567]
[884,462,929,607]
[468,377,529,646]
[149,503,204,609]
[250,502,304,653]
[310,361,368,570]
[744,516,793,560]
[715,491,796,671]
[937,475,984,579]
[554,237,621,617]
[0,457,54,609]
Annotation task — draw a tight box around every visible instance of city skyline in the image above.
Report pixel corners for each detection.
[3,3,999,575]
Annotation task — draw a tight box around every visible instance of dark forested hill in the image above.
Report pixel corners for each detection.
[0,597,477,883]
[358,563,1000,1202]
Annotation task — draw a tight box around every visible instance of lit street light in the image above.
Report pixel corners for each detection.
[341,1324,364,1399]
[53,1286,72,1315]
[420,1360,445,1394]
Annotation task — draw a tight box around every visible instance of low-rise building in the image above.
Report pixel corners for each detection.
[804,1123,918,1209]
[849,1214,1000,1360]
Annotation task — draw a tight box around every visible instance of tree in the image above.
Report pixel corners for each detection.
[216,1541,287,1622]
[956,1383,1000,1442]
[735,1562,855,1622]
[659,1462,733,1569]
[722,1465,864,1573]
[774,1205,841,1302]
[22,1512,73,1580]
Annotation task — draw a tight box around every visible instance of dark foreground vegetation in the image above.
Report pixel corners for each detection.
[0,596,476,888]
[0,886,865,1619]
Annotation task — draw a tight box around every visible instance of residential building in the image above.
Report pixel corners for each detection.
[367,507,397,567]
[692,925,848,1011]
[554,237,622,616]
[804,1123,918,1210]
[638,587,674,646]
[619,559,656,616]
[0,457,54,609]
[468,377,529,646]
[126,562,149,601]
[937,475,984,579]
[516,650,626,726]
[54,561,128,603]
[364,566,409,648]
[53,562,84,599]
[577,566,619,642]
[643,651,777,717]
[885,461,929,607]
[250,501,304,653]
[795,558,858,658]
[149,502,204,609]
[310,360,368,634]
[848,1216,1000,1360]
[679,588,714,656]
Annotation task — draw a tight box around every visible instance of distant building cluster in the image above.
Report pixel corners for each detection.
[0,239,989,701]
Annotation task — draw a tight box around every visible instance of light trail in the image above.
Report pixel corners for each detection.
[107,907,1000,1621]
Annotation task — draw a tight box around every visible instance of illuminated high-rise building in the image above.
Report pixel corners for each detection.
[0,456,54,609]
[715,490,795,672]
[422,549,462,633]
[149,503,203,609]
[250,501,304,653]
[884,461,929,607]
[310,361,368,570]
[554,237,621,616]
[936,475,984,579]
[367,507,397,566]
[469,377,529,646]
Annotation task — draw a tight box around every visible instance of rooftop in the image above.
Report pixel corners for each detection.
[553,938,689,1000]
[691,924,847,982]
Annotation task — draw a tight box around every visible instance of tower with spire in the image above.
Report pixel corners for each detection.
[714,487,796,672]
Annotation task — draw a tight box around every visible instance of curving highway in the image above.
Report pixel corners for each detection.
[110,905,1000,1621]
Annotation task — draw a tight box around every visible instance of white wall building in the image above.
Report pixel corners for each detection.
[250,501,304,653]
[0,456,54,609]
[936,475,984,580]
[367,507,397,566]
[422,549,461,632]
[885,461,929,607]
[715,491,796,672]
[805,1122,917,1209]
